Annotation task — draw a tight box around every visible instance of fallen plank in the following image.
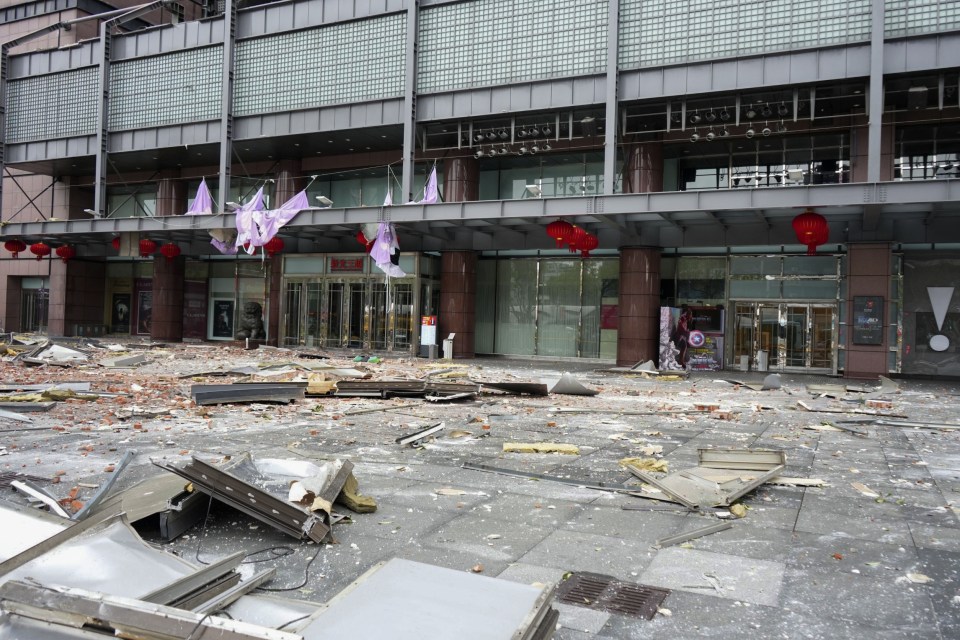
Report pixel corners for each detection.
[655,521,733,548]
[10,480,70,518]
[874,419,960,430]
[0,401,55,412]
[551,407,710,416]
[462,461,646,496]
[396,422,445,446]
[477,381,550,396]
[0,407,32,422]
[765,476,827,487]
[190,382,306,405]
[796,400,908,418]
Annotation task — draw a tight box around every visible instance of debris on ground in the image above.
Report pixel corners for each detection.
[503,442,581,455]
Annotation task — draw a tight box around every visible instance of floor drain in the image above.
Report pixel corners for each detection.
[555,572,670,620]
[0,471,49,488]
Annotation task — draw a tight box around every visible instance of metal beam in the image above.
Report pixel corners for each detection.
[602,0,620,195]
[400,2,419,201]
[867,0,885,183]
[218,0,236,211]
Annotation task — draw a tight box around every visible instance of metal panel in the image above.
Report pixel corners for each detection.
[237,0,402,39]
[293,558,555,640]
[0,581,300,640]
[0,516,198,598]
[0,501,69,563]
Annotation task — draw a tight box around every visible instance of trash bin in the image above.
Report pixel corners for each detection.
[442,333,455,360]
[739,355,749,371]
[756,350,769,372]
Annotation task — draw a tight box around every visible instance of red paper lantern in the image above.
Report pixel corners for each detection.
[264,236,284,257]
[111,236,121,251]
[139,238,157,257]
[545,219,574,248]
[792,209,829,255]
[160,242,181,262]
[578,233,599,258]
[29,242,50,261]
[4,239,26,258]
[55,245,76,262]
[567,225,587,253]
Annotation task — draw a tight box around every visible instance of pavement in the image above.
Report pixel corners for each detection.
[1,341,958,639]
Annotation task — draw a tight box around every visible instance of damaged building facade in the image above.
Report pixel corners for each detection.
[0,0,958,378]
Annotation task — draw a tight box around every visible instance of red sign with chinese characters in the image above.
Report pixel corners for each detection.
[329,257,365,272]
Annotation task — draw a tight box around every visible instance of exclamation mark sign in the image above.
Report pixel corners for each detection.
[927,287,955,352]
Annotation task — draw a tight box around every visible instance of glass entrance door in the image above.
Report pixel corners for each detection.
[284,277,418,351]
[731,302,837,373]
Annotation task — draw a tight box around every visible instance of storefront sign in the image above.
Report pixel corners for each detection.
[329,257,364,272]
[852,296,883,345]
[421,315,437,346]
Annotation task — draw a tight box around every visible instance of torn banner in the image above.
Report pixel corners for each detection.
[209,188,310,255]
[369,222,405,277]
[184,178,214,215]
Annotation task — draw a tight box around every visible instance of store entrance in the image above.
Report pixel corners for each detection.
[282,278,416,351]
[731,302,837,373]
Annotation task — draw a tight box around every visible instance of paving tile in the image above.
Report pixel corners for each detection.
[639,547,785,606]
[518,529,658,577]
[468,491,587,527]
[419,512,554,562]
[778,566,939,633]
[563,504,691,544]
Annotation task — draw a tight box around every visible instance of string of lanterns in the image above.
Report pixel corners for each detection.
[545,219,599,257]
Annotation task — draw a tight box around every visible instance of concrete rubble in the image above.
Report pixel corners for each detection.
[0,339,958,638]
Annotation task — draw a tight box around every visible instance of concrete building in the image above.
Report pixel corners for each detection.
[0,0,958,378]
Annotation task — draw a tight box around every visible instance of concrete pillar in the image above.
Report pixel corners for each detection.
[852,124,894,183]
[617,247,661,366]
[439,251,477,358]
[150,255,185,342]
[845,243,891,379]
[623,142,664,193]
[156,177,187,217]
[443,157,479,202]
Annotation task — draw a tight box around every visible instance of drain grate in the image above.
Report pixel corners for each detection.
[555,572,670,620]
[0,471,50,488]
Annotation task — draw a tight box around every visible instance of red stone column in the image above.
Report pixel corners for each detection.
[151,255,185,342]
[156,176,186,217]
[443,157,479,202]
[617,247,660,366]
[266,259,282,346]
[845,243,891,379]
[623,142,664,193]
[439,251,477,358]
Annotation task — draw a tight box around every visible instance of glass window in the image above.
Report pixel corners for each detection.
[494,260,538,355]
[537,260,582,357]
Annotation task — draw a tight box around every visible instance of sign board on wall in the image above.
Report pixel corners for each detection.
[852,296,884,345]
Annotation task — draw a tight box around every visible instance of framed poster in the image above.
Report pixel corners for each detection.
[136,291,153,335]
[211,299,235,339]
[852,296,884,345]
[111,293,131,333]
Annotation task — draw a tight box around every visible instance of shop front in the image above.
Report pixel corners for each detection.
[280,253,439,352]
